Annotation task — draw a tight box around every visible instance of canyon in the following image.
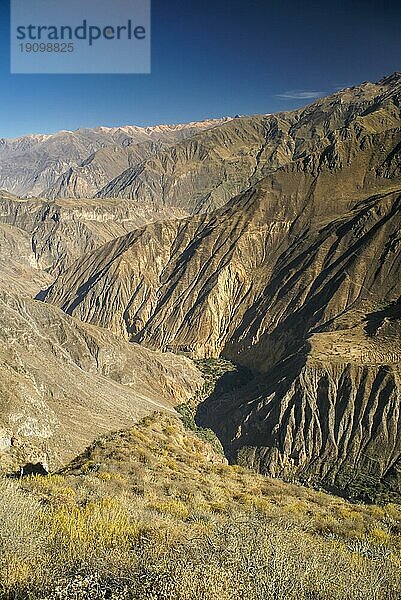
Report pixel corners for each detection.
[0,73,400,500]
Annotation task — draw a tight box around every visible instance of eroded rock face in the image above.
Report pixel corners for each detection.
[44,173,401,361]
[0,194,188,276]
[197,311,401,499]
[0,292,203,473]
[43,74,401,496]
[0,222,53,295]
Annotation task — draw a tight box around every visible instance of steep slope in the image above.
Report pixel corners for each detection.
[44,172,401,358]
[45,185,401,498]
[4,412,401,599]
[0,193,187,276]
[44,74,401,497]
[97,116,273,212]
[42,140,167,200]
[0,292,202,474]
[0,118,231,198]
[96,73,401,213]
[197,307,401,501]
[0,222,53,296]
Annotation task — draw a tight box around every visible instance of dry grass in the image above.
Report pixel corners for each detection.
[1,412,401,599]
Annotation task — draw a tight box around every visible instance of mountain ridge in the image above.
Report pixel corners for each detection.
[0,117,233,198]
[1,73,400,499]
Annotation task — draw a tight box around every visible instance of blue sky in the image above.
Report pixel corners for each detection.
[0,0,400,138]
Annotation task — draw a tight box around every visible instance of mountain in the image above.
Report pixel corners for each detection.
[0,191,188,276]
[0,291,202,474]
[45,74,401,351]
[43,73,401,498]
[42,141,164,200]
[94,74,401,213]
[0,118,231,198]
[95,116,272,212]
[0,196,202,474]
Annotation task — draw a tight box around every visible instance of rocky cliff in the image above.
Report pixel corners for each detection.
[0,192,187,276]
[197,307,401,501]
[0,221,53,296]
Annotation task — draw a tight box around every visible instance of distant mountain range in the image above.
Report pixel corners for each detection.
[0,117,232,198]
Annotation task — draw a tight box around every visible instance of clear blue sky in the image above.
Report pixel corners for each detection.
[1,0,400,138]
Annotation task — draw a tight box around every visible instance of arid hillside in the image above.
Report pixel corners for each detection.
[1,412,401,599]
[0,118,231,198]
[0,292,202,474]
[43,74,401,497]
[0,191,187,276]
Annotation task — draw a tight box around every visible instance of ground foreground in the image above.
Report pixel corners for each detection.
[1,412,401,600]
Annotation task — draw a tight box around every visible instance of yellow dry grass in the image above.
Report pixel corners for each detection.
[1,412,401,599]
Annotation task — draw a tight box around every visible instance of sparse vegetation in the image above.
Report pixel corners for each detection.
[1,412,401,599]
[175,403,224,454]
[193,358,251,401]
[175,357,250,454]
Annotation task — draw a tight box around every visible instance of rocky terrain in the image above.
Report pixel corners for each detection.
[0,73,400,501]
[0,201,202,474]
[0,191,188,276]
[95,73,401,213]
[0,118,231,198]
[0,291,202,474]
[41,73,401,498]
[0,221,53,296]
